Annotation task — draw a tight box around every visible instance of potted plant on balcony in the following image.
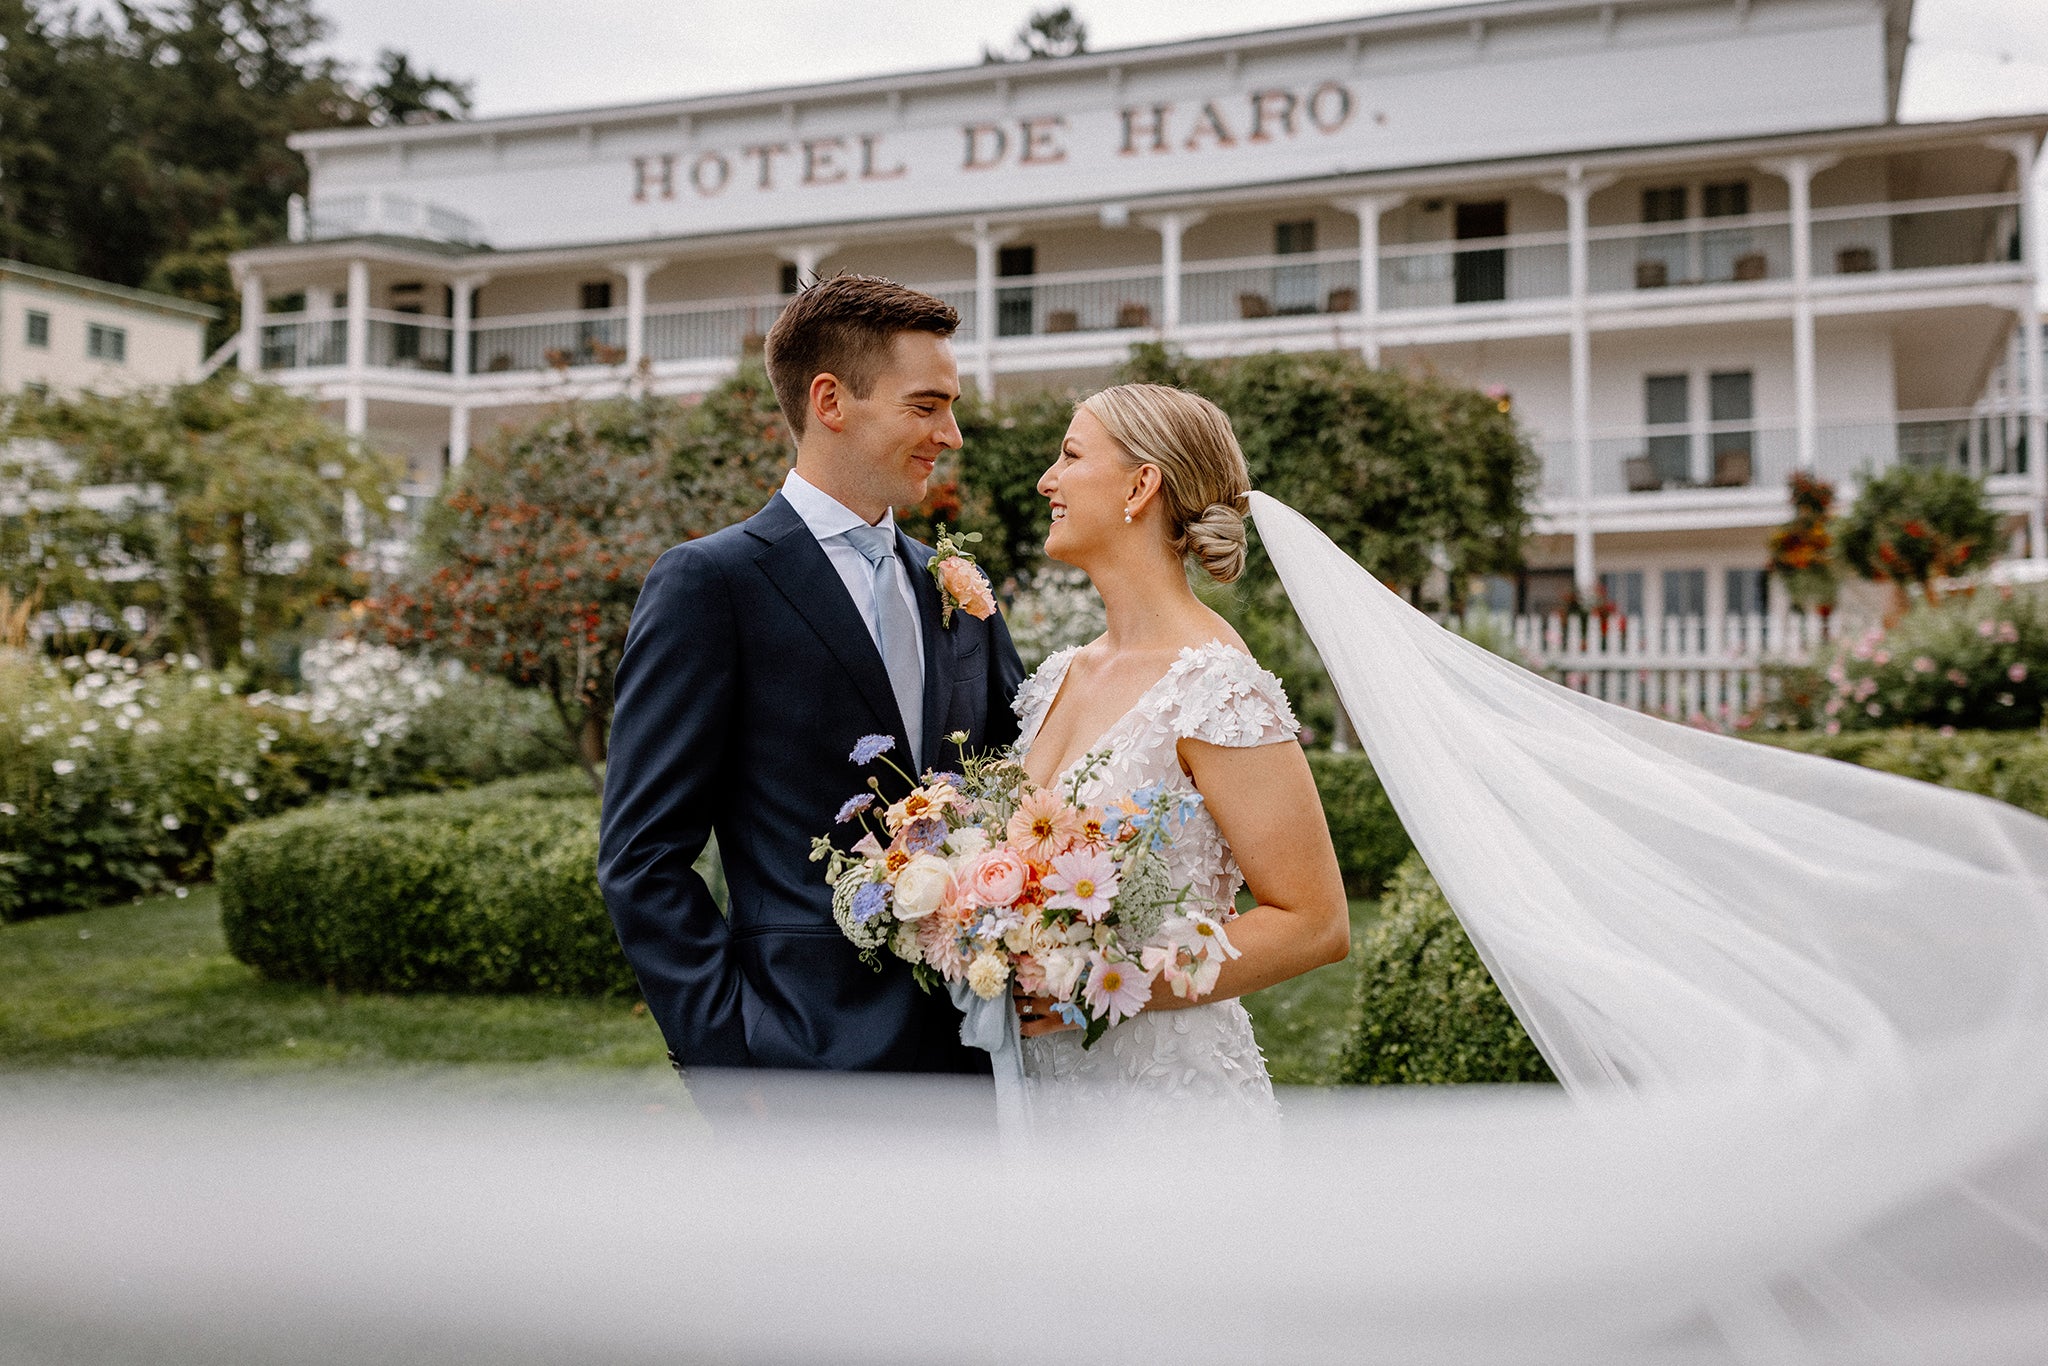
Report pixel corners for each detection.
[1768,470,1839,623]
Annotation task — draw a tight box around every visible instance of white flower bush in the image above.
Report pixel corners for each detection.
[1003,567,1106,670]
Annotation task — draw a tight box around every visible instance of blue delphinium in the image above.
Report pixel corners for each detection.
[835,793,875,824]
[849,734,895,765]
[850,882,891,924]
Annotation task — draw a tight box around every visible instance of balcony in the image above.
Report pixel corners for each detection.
[244,192,2028,387]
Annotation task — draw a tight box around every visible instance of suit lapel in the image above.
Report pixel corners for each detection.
[902,530,953,775]
[747,494,907,752]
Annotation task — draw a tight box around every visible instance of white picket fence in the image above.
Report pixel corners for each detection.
[1506,613,1835,721]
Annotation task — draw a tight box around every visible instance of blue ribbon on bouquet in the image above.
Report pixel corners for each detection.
[949,979,1032,1134]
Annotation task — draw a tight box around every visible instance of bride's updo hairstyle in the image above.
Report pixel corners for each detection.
[1077,383,1253,584]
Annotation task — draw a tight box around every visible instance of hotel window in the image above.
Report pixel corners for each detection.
[1708,371,1755,486]
[779,262,802,295]
[1644,373,1691,486]
[1598,570,1645,618]
[1641,186,1687,222]
[1636,187,1688,288]
[86,323,126,363]
[1726,567,1769,617]
[1273,219,1319,314]
[25,310,49,348]
[996,244,1036,337]
[1702,181,1749,218]
[1701,181,1758,282]
[1662,568,1707,620]
[579,281,613,311]
[1452,201,1508,304]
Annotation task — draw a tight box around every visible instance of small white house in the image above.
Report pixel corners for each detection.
[0,260,216,399]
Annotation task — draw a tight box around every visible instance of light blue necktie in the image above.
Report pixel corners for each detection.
[843,522,923,766]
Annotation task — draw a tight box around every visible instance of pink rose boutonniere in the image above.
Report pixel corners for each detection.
[928,525,998,627]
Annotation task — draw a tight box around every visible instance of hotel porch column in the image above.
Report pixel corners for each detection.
[343,258,369,439]
[447,273,487,472]
[238,271,264,376]
[1140,211,1202,332]
[615,259,661,375]
[1761,156,1834,475]
[1543,166,1614,596]
[1999,134,2047,558]
[1334,195,1402,367]
[959,219,1017,399]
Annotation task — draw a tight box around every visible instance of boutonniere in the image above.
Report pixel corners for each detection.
[927,525,998,627]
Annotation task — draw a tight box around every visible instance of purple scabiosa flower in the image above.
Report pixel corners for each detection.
[900,817,947,855]
[850,882,891,923]
[849,734,895,765]
[835,793,875,825]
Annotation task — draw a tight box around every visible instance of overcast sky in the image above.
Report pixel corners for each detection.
[288,0,2045,122]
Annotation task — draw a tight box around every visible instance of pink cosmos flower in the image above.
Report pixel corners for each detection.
[936,556,997,621]
[1008,788,1082,862]
[1043,848,1121,922]
[1080,951,1154,1027]
[964,847,1030,909]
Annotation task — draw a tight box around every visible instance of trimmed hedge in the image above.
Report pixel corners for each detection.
[1338,853,1556,1085]
[218,770,631,996]
[1754,728,2048,820]
[1305,749,1414,897]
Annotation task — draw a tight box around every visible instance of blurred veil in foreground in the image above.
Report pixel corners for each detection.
[4,497,2047,1365]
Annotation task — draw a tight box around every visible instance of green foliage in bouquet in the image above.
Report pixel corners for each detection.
[1338,853,1556,1086]
[1838,465,2000,603]
[1748,585,2048,733]
[218,772,630,996]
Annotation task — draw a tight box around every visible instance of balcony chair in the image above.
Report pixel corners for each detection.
[1710,448,1754,487]
[1045,309,1080,333]
[1237,292,1274,319]
[1836,246,1877,274]
[1624,455,1663,493]
[1732,253,1768,281]
[1634,259,1670,289]
[1114,301,1153,329]
[1325,287,1358,313]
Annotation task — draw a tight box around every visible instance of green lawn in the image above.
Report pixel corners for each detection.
[0,885,1370,1085]
[0,886,668,1071]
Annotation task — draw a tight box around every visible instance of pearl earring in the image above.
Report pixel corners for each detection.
[1123,507,1133,524]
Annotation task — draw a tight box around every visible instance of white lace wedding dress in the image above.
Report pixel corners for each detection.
[1011,639,1299,1117]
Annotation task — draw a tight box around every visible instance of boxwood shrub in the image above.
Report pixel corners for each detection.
[217,770,631,996]
[1305,749,1414,897]
[1753,728,2048,820]
[1338,852,1556,1086]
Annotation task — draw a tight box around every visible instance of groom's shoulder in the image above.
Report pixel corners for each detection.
[656,497,791,570]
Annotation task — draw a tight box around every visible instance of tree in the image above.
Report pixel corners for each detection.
[0,378,401,674]
[1839,465,2001,607]
[361,49,474,125]
[983,6,1087,62]
[368,373,788,791]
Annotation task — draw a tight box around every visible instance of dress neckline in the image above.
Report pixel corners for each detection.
[1018,639,1250,790]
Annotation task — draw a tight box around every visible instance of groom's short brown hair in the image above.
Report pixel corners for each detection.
[763,274,960,441]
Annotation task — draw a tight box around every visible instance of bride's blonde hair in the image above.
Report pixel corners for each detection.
[1076,383,1252,584]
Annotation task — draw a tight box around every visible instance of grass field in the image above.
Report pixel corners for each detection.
[0,885,1371,1085]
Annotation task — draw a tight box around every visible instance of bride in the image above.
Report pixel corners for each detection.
[1008,382,1349,1112]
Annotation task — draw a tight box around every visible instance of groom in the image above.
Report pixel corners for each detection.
[599,275,1026,1075]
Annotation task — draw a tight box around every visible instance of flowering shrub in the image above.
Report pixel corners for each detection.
[1751,586,2048,733]
[1002,567,1106,669]
[1337,852,1555,1085]
[1768,471,1839,612]
[1838,465,2000,603]
[0,643,565,920]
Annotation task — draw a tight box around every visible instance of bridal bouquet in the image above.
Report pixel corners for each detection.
[810,733,1240,1048]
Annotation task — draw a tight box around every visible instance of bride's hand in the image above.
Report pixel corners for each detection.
[1012,983,1079,1037]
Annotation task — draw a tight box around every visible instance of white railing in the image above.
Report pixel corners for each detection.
[472,309,628,373]
[1588,216,1793,293]
[992,264,1164,337]
[308,192,484,246]
[260,316,347,370]
[1810,192,2021,278]
[1511,611,1832,722]
[1181,249,1360,325]
[366,310,454,372]
[1378,233,1570,310]
[644,294,788,364]
[1553,413,2027,500]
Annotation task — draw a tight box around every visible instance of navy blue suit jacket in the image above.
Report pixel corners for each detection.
[598,492,1027,1072]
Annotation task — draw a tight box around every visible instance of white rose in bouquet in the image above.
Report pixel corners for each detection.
[1039,946,1086,999]
[946,826,990,862]
[892,853,955,920]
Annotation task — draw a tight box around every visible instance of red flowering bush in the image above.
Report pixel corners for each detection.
[366,372,786,789]
[1768,471,1838,613]
[1838,465,2000,604]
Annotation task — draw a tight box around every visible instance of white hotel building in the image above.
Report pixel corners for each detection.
[230,0,2045,620]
